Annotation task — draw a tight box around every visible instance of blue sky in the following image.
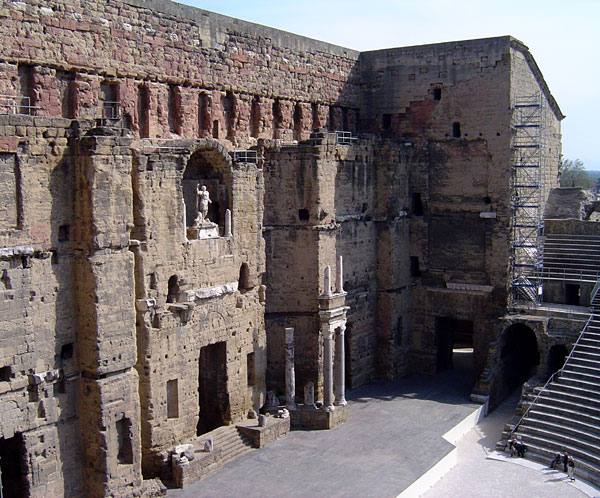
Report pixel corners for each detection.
[179,0,599,170]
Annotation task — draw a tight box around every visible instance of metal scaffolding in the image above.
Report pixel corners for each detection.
[510,93,546,304]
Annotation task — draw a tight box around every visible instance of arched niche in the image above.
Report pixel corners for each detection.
[182,146,232,231]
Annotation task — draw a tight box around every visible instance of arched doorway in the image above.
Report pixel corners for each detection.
[182,146,232,231]
[547,344,568,379]
[499,323,540,393]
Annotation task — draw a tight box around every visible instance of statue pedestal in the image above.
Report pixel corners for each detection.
[187,222,219,240]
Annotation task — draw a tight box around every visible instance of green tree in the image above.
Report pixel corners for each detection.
[559,158,594,189]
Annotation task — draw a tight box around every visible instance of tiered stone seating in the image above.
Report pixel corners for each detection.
[541,234,600,282]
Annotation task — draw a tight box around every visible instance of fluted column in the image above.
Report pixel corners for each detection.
[334,325,347,406]
[285,327,297,410]
[322,326,335,411]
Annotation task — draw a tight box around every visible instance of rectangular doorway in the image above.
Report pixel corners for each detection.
[435,317,473,372]
[197,341,230,435]
[0,433,28,498]
[565,283,580,305]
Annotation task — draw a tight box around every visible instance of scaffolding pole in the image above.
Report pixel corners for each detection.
[510,93,545,304]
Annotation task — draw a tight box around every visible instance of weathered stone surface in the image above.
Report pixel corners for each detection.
[0,0,564,495]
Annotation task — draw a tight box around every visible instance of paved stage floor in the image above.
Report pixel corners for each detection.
[168,351,599,498]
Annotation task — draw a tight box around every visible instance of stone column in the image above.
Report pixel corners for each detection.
[224,208,232,237]
[322,326,335,411]
[324,265,332,297]
[336,255,343,293]
[285,327,297,410]
[182,199,188,241]
[334,325,347,406]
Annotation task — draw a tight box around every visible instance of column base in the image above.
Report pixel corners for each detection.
[334,399,347,407]
[290,403,349,430]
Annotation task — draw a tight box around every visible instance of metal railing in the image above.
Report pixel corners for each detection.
[232,150,258,164]
[0,95,36,115]
[335,131,358,144]
[101,101,121,120]
[140,138,189,153]
[510,277,600,436]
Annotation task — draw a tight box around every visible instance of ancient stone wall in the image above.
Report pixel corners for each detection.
[359,37,562,381]
[0,0,565,494]
[0,0,360,146]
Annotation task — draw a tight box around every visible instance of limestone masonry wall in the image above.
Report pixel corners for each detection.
[0,0,564,495]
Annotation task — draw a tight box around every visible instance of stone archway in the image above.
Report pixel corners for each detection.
[182,143,232,232]
[499,323,540,393]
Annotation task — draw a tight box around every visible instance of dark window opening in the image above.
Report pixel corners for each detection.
[395,317,403,346]
[362,202,368,213]
[547,344,567,380]
[58,224,70,242]
[167,379,179,419]
[452,122,461,138]
[167,275,179,304]
[484,196,492,204]
[342,107,349,131]
[293,103,302,141]
[298,209,309,221]
[239,263,251,291]
[382,113,392,130]
[60,343,74,360]
[311,103,319,130]
[328,106,336,130]
[566,283,580,306]
[272,99,283,137]
[412,193,423,216]
[168,84,181,134]
[410,256,421,277]
[137,85,150,138]
[223,91,235,140]
[57,70,76,119]
[247,352,255,387]
[0,366,11,382]
[250,97,260,138]
[433,88,442,101]
[116,417,133,464]
[212,120,219,139]
[198,92,210,135]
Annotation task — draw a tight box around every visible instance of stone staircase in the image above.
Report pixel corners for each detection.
[204,425,255,465]
[507,308,600,487]
[172,425,255,487]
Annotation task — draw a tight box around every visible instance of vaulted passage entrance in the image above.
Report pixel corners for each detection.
[197,341,230,435]
[0,433,28,498]
[500,323,540,392]
[435,317,473,374]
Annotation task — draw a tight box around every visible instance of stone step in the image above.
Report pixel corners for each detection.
[541,384,600,407]
[569,343,600,356]
[578,336,600,347]
[554,376,600,395]
[519,423,600,460]
[570,349,600,362]
[522,414,600,446]
[561,365,600,380]
[517,442,600,488]
[535,394,600,418]
[569,357,600,370]
[515,427,600,466]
